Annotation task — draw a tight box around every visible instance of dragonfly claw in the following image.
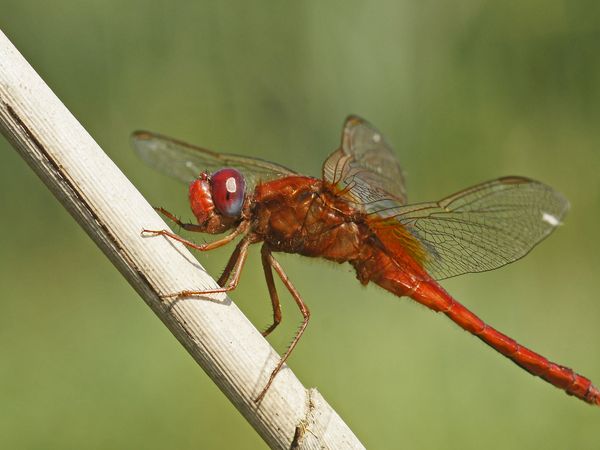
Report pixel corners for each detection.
[141,228,164,237]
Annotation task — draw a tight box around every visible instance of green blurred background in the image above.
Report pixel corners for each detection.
[1,1,599,449]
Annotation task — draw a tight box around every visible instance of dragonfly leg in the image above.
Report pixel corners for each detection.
[260,243,282,338]
[153,207,207,232]
[216,240,243,287]
[173,236,252,299]
[255,246,310,403]
[143,219,248,252]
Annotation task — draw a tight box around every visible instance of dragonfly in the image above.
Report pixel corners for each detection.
[132,115,599,405]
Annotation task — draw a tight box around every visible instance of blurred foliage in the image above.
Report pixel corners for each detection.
[1,1,599,449]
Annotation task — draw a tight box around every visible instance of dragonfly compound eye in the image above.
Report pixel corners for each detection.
[210,168,246,217]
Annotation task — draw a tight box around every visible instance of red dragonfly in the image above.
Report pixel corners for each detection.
[132,116,599,405]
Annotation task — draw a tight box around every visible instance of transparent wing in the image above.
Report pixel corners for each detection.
[131,131,297,189]
[370,176,569,280]
[322,116,408,210]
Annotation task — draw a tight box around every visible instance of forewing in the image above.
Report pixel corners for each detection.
[131,131,297,189]
[322,116,407,210]
[373,177,569,280]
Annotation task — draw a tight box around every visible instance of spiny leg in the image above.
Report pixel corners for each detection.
[174,236,252,299]
[260,243,282,338]
[217,239,243,287]
[143,218,248,252]
[255,247,310,403]
[153,207,207,232]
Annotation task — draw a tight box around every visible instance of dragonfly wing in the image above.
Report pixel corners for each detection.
[372,176,569,280]
[322,116,408,210]
[131,131,297,189]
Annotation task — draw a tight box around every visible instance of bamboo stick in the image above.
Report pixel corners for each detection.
[0,28,364,450]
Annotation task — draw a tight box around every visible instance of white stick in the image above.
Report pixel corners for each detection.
[0,29,365,450]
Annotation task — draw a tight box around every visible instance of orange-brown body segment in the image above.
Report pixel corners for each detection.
[252,176,370,262]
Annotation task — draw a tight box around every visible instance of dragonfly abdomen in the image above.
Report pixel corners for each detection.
[365,246,600,405]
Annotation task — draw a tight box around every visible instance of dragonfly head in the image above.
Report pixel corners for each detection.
[189,168,246,233]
